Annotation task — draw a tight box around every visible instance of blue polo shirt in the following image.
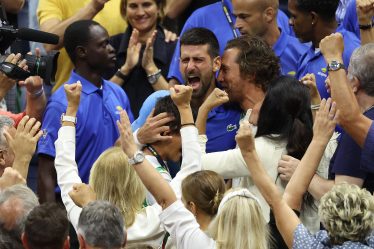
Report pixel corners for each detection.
[274,29,308,76]
[132,90,241,153]
[167,0,294,83]
[37,71,134,183]
[343,0,374,39]
[296,28,360,99]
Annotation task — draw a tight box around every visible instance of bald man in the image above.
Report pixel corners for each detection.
[232,0,307,76]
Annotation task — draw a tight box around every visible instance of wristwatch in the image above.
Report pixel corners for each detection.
[147,69,162,85]
[327,60,345,72]
[128,150,145,165]
[60,113,77,125]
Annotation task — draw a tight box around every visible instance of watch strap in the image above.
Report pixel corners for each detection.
[61,113,77,124]
[147,69,162,85]
[115,69,129,82]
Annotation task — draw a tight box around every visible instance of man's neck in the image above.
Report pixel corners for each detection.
[357,92,374,113]
[312,21,338,48]
[75,66,103,88]
[263,23,281,47]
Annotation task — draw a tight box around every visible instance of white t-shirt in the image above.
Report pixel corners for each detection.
[160,200,216,249]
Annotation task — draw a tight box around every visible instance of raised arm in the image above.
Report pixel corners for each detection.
[38,0,110,51]
[357,0,374,45]
[320,33,372,147]
[54,81,83,230]
[196,88,228,135]
[118,85,194,209]
[4,116,43,179]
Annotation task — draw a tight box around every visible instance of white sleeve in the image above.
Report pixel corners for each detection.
[160,201,215,249]
[133,128,145,150]
[170,126,202,199]
[201,148,249,179]
[54,126,82,231]
[198,134,208,154]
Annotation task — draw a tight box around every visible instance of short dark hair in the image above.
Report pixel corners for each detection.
[153,96,181,134]
[295,0,339,21]
[225,36,280,91]
[24,203,69,249]
[180,28,220,58]
[256,76,313,159]
[64,20,101,64]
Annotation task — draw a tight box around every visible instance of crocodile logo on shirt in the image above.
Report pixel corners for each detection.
[227,124,238,132]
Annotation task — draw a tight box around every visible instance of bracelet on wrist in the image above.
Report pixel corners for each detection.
[115,69,129,82]
[181,122,195,128]
[27,86,44,98]
[311,104,320,110]
[359,21,373,30]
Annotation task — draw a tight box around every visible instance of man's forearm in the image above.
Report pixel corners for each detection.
[308,174,334,200]
[41,2,103,51]
[26,92,46,122]
[1,0,24,13]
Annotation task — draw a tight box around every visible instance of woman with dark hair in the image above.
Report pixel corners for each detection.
[106,0,176,118]
[200,76,313,223]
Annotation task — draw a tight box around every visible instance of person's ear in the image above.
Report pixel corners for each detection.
[0,150,6,167]
[122,230,127,248]
[263,7,275,23]
[213,56,221,73]
[351,76,360,93]
[188,201,197,217]
[64,236,70,249]
[21,233,30,249]
[78,234,86,249]
[310,11,318,26]
[76,46,87,60]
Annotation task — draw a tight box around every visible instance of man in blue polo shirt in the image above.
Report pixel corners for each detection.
[134,28,241,153]
[289,0,360,99]
[37,20,133,203]
[168,0,294,85]
[232,0,308,76]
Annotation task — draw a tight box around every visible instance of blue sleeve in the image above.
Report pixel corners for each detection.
[331,132,367,179]
[292,224,322,249]
[342,0,360,38]
[361,122,374,172]
[167,14,199,83]
[123,93,134,123]
[37,100,66,158]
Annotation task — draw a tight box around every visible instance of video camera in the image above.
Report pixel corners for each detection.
[0,4,60,85]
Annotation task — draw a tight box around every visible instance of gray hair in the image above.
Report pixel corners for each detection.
[0,184,39,237]
[77,200,126,248]
[348,43,374,96]
[0,116,14,148]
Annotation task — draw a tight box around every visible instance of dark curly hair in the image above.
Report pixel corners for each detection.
[224,36,280,92]
[153,95,181,134]
[295,0,339,21]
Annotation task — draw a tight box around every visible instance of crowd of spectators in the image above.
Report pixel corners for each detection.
[0,0,374,249]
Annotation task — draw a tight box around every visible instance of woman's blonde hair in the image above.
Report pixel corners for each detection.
[89,147,146,227]
[319,183,374,245]
[207,188,269,249]
[181,170,225,217]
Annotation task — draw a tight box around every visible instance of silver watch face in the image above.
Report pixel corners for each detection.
[134,152,145,163]
[148,75,157,84]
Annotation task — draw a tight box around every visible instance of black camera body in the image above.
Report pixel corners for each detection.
[0,3,60,85]
[0,51,59,85]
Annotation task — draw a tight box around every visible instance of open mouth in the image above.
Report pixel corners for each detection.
[187,75,201,90]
